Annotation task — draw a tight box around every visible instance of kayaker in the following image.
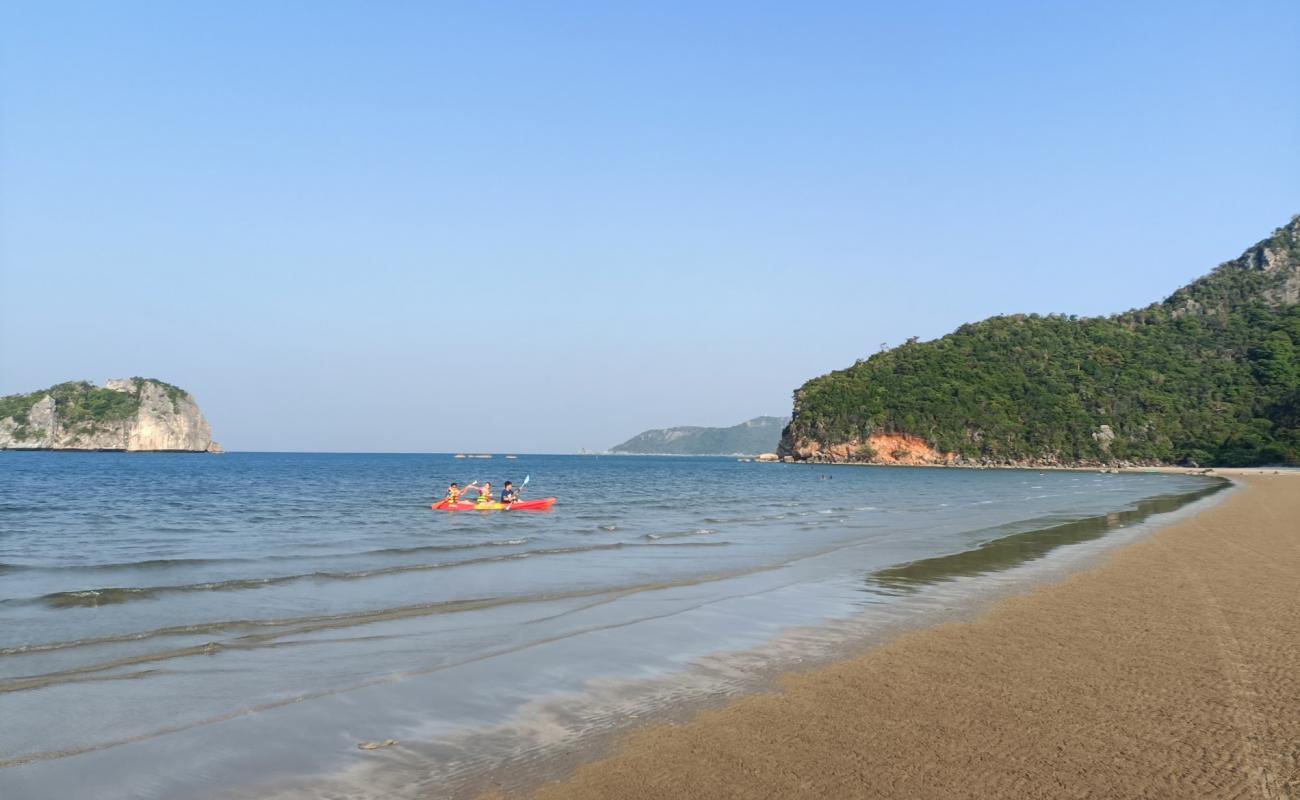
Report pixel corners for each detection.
[473,482,493,506]
[500,481,519,505]
[445,481,486,505]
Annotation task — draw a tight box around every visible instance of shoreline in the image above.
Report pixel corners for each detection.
[775,457,1291,476]
[229,469,1231,800]
[427,475,1229,799]
[475,471,1299,799]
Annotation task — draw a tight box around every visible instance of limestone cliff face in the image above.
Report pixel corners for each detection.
[0,378,219,452]
[123,380,213,451]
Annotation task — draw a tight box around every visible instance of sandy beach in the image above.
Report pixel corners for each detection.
[482,472,1300,799]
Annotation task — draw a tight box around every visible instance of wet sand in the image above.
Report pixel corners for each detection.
[481,473,1299,799]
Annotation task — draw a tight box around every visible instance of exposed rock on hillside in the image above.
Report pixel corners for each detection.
[0,378,220,452]
[786,433,955,465]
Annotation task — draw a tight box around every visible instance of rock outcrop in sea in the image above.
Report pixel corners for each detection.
[0,378,220,452]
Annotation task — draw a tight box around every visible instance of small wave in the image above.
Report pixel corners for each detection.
[80,556,249,571]
[643,528,716,541]
[0,503,45,513]
[41,588,157,608]
[22,544,628,608]
[654,540,731,547]
[0,557,243,573]
[598,525,617,532]
[366,538,530,557]
[0,538,533,573]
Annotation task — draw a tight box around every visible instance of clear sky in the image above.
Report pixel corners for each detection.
[2,1,1297,453]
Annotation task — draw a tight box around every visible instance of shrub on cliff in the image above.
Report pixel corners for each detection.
[51,382,141,427]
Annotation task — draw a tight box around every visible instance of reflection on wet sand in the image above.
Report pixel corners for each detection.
[867,480,1227,591]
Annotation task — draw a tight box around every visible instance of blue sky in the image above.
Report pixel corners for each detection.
[2,1,1297,452]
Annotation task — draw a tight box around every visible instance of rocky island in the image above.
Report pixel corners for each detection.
[780,216,1300,468]
[0,378,221,452]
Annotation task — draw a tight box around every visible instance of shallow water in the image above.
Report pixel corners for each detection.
[0,452,1220,799]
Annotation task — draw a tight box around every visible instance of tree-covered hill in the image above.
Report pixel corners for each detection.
[611,416,788,455]
[779,216,1300,467]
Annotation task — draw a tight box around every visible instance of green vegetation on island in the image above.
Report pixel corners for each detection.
[0,377,215,451]
[781,216,1300,467]
[0,381,141,441]
[611,416,789,455]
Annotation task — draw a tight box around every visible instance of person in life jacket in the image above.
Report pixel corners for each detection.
[444,482,464,505]
[474,482,493,506]
[445,482,487,506]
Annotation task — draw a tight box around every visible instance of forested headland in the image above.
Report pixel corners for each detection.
[780,217,1300,467]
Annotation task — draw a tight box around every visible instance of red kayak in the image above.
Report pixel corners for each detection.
[431,497,557,511]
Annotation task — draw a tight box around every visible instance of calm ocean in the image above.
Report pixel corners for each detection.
[0,452,1222,799]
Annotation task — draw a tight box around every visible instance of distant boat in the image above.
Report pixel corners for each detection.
[505,455,518,459]
[454,454,466,459]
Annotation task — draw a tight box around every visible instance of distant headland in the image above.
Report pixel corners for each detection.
[610,416,788,456]
[0,378,221,453]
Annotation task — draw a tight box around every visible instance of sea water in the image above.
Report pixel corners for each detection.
[0,453,1222,799]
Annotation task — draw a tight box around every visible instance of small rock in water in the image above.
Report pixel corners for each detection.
[358,739,398,750]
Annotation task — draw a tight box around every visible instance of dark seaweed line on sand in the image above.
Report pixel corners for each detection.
[867,481,1228,592]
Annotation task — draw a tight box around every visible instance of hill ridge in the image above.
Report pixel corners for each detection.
[611,416,788,455]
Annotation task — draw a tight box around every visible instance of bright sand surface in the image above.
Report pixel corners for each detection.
[482,473,1299,799]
